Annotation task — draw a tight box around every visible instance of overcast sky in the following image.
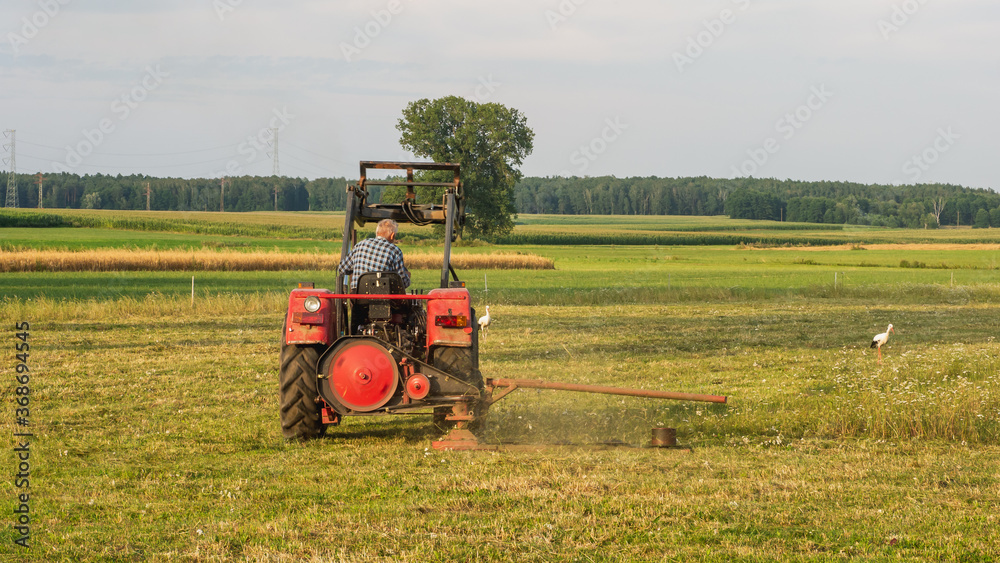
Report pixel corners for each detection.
[1,0,996,188]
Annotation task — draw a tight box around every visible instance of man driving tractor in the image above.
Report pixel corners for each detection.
[337,218,411,292]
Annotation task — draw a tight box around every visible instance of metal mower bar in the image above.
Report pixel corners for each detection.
[432,377,727,451]
[485,378,727,406]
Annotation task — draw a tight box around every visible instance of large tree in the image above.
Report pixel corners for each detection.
[396,96,534,239]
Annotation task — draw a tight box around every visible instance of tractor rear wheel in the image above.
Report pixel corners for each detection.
[431,312,488,432]
[433,346,484,391]
[279,334,326,439]
[432,306,484,389]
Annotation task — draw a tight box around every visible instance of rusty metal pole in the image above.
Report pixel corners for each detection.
[487,378,727,404]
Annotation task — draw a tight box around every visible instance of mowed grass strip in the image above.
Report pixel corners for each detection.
[0,249,554,272]
[7,298,1000,560]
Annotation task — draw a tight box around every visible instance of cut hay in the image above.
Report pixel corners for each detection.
[0,249,554,272]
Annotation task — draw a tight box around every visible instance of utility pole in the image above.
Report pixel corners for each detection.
[270,127,279,212]
[3,129,16,208]
[145,182,151,211]
[35,172,46,209]
[270,127,279,176]
[219,177,226,212]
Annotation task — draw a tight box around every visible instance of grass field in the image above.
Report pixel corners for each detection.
[12,208,1000,246]
[1,211,999,561]
[5,242,1000,303]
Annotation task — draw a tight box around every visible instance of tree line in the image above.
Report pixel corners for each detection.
[2,173,386,214]
[5,171,998,229]
[515,176,1000,228]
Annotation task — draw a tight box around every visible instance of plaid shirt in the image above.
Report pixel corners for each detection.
[337,235,411,291]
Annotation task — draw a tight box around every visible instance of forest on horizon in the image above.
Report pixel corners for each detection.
[4,171,999,229]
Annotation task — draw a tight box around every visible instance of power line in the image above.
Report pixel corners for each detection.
[283,140,351,166]
[16,151,236,171]
[20,136,348,164]
[13,135,349,178]
[277,162,314,177]
[17,138,236,157]
[280,151,331,172]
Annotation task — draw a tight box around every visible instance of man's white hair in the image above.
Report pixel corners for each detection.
[376,219,398,239]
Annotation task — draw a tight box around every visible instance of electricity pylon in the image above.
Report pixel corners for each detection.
[3,130,16,208]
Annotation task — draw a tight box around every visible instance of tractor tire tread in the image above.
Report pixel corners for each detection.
[278,341,326,440]
[433,346,484,391]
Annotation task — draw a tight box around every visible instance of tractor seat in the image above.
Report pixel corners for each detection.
[353,272,406,321]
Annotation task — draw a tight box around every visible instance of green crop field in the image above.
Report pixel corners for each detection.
[12,208,1000,246]
[1,211,999,561]
[5,241,1000,303]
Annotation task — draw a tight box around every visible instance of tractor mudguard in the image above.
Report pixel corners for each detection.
[284,287,338,346]
[425,287,474,347]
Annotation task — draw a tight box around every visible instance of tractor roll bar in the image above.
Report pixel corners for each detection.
[343,161,464,291]
[359,161,461,193]
[442,190,456,289]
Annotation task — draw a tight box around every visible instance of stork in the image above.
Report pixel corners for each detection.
[870,324,894,363]
[478,306,491,340]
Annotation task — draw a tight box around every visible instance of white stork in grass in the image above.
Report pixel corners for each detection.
[478,306,491,340]
[870,324,894,363]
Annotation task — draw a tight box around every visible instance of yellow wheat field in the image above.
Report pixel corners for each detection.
[0,249,554,272]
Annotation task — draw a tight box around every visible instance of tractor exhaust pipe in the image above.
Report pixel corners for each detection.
[486,378,727,404]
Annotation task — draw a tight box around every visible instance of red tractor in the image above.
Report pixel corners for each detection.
[280,160,728,448]
[279,161,486,440]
